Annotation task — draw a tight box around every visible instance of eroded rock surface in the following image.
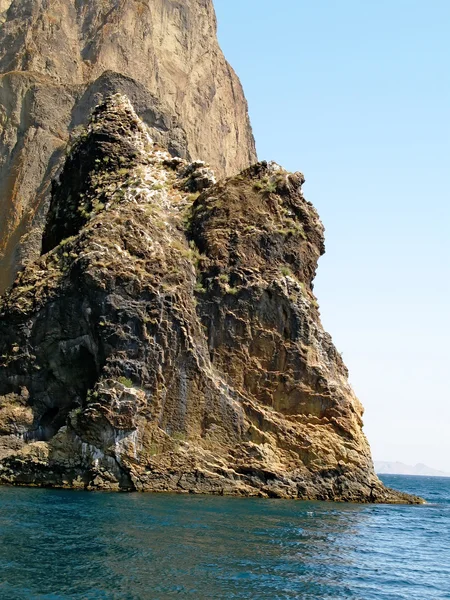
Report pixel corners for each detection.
[0,96,421,503]
[0,0,256,292]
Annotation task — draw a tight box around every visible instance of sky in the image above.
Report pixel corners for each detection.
[214,0,450,471]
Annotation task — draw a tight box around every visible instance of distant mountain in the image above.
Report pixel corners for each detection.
[375,461,450,477]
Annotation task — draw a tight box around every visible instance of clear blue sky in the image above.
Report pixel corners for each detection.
[214,0,450,471]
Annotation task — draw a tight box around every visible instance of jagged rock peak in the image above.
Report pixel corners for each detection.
[42,93,216,253]
[0,0,256,291]
[0,94,421,504]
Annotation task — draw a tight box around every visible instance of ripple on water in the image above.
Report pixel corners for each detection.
[0,475,449,599]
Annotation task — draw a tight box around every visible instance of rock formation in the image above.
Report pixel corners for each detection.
[0,95,421,503]
[0,0,256,292]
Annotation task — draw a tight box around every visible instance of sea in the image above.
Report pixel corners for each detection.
[0,475,448,599]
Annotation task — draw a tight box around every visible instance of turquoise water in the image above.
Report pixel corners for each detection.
[0,475,449,599]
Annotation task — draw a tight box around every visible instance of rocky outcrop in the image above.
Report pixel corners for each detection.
[0,0,256,292]
[0,96,421,503]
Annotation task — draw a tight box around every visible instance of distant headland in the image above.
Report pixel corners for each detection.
[375,461,450,478]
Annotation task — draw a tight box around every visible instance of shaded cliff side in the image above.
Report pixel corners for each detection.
[0,0,256,292]
[0,96,421,503]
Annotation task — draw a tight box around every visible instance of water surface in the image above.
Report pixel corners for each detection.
[0,475,449,599]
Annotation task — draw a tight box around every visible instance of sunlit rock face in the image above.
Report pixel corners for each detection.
[0,96,421,503]
[0,0,256,292]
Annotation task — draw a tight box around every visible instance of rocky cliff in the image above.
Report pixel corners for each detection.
[0,0,256,292]
[0,95,420,502]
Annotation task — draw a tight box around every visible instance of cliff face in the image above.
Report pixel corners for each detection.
[0,0,256,292]
[0,96,420,502]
